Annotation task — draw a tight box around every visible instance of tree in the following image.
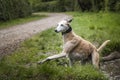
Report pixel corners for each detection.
[0,0,32,21]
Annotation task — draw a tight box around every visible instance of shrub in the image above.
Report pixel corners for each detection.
[30,0,120,12]
[32,0,66,12]
[0,0,32,21]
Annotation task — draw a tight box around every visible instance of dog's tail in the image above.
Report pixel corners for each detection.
[97,40,110,52]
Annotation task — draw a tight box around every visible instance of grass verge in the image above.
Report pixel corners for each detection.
[1,12,120,80]
[0,13,47,29]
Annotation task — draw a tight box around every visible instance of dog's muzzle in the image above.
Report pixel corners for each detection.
[54,30,59,33]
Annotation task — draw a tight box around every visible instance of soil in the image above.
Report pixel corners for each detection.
[0,13,70,59]
[101,58,120,80]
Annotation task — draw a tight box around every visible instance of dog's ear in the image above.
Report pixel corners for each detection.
[65,18,73,23]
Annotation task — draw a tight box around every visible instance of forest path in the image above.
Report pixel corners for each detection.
[0,13,70,58]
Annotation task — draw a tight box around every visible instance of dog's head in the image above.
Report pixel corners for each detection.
[55,18,73,33]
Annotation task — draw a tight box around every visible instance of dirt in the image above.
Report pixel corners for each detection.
[101,58,120,80]
[0,13,70,59]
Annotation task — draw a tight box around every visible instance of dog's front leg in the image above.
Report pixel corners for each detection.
[37,53,66,64]
[66,54,73,67]
[63,39,79,67]
[68,58,73,67]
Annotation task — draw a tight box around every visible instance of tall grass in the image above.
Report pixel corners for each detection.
[1,12,119,80]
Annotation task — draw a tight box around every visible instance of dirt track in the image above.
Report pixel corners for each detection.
[0,13,70,58]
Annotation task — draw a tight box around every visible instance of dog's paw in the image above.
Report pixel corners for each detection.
[37,61,44,64]
[37,59,49,64]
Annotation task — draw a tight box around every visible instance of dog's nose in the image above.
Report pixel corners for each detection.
[54,30,58,33]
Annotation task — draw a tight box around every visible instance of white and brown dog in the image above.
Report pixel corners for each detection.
[38,18,110,68]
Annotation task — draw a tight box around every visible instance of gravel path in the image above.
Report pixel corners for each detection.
[0,13,70,58]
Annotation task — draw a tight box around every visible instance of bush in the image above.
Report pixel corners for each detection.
[30,0,120,12]
[0,0,32,21]
[33,1,58,12]
[32,0,66,12]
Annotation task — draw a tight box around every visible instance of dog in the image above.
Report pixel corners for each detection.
[38,18,110,68]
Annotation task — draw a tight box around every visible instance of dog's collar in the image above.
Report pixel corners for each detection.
[62,25,72,35]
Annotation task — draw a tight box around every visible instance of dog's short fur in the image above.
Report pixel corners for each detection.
[38,18,110,68]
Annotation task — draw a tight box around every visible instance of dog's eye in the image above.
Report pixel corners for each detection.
[61,24,64,26]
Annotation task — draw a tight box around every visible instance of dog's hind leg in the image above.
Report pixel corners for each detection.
[92,50,99,69]
[37,53,66,64]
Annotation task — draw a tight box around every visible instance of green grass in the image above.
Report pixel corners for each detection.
[1,12,120,80]
[0,13,47,29]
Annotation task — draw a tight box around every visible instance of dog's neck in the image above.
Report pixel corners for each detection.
[62,26,72,35]
[62,27,76,43]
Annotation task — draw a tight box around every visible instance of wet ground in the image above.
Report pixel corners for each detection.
[101,58,120,80]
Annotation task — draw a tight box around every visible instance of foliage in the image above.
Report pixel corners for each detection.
[28,0,120,12]
[33,1,59,12]
[0,0,32,21]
